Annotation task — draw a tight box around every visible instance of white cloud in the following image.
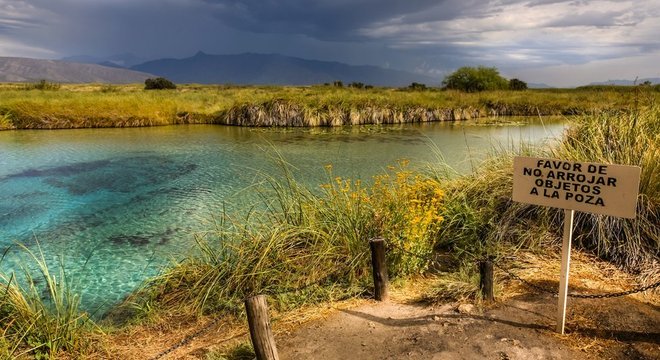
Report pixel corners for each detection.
[510,50,660,87]
[360,0,659,66]
[0,36,56,57]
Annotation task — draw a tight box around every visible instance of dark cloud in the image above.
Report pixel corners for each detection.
[0,0,658,86]
[202,0,441,40]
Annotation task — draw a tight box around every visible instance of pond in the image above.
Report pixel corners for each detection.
[0,118,565,314]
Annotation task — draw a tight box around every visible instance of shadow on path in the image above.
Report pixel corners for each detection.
[340,307,660,344]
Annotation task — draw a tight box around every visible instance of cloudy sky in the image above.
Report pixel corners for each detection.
[1,0,658,86]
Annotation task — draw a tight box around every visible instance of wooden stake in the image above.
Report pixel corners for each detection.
[369,237,389,301]
[479,260,494,302]
[557,209,574,334]
[245,295,280,360]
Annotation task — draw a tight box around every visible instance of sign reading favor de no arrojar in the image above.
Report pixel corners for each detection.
[513,157,641,218]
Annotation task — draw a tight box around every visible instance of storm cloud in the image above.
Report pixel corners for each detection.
[1,0,659,86]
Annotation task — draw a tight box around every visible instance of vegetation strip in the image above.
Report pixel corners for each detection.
[1,83,658,129]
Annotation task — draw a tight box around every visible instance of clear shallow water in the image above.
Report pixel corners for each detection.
[0,119,564,314]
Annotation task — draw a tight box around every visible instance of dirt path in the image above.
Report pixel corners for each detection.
[278,293,659,359]
[106,252,659,359]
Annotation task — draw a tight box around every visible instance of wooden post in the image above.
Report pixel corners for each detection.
[479,260,494,302]
[369,237,389,301]
[245,295,280,360]
[557,209,574,334]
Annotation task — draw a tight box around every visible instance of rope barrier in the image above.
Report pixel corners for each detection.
[492,261,660,298]
[387,239,660,299]
[152,238,658,358]
[150,317,228,360]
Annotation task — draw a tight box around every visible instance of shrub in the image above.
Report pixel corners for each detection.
[99,84,119,93]
[144,77,177,90]
[348,82,365,89]
[23,79,60,91]
[509,78,528,91]
[442,66,508,92]
[408,82,427,91]
[333,81,344,88]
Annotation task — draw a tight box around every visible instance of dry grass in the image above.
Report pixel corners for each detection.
[1,84,657,129]
[495,250,660,305]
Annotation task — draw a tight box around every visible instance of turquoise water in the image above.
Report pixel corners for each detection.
[0,119,564,314]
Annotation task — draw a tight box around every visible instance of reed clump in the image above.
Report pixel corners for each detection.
[0,111,14,130]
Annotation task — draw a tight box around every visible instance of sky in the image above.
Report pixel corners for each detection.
[1,0,659,87]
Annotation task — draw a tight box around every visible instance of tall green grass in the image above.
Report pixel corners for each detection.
[550,104,659,269]
[0,244,96,358]
[1,84,656,129]
[126,161,445,317]
[0,112,14,130]
[435,102,659,272]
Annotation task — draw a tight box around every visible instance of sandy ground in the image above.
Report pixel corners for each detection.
[276,291,659,360]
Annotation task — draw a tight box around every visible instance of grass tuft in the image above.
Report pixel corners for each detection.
[0,244,97,358]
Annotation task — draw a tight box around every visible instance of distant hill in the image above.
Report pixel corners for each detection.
[0,57,153,83]
[61,53,148,68]
[527,82,553,89]
[588,78,660,86]
[131,52,438,87]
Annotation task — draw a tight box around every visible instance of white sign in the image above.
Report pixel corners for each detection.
[512,156,642,334]
[513,156,641,218]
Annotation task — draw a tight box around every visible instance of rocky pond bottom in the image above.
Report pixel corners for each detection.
[0,119,564,315]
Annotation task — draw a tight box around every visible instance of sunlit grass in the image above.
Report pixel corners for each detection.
[121,159,444,319]
[435,101,659,272]
[0,244,97,358]
[1,84,656,129]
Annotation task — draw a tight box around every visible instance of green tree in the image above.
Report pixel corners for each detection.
[509,78,528,91]
[442,66,508,92]
[144,77,177,90]
[408,82,427,91]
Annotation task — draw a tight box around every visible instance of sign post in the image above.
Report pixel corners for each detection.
[512,157,641,334]
[557,209,573,334]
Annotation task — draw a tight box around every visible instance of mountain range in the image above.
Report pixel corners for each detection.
[588,78,660,86]
[61,53,148,68]
[0,57,152,83]
[2,52,656,87]
[130,52,438,86]
[1,52,438,86]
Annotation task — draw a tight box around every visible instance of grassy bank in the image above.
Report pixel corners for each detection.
[0,102,657,358]
[0,83,657,129]
[124,160,444,317]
